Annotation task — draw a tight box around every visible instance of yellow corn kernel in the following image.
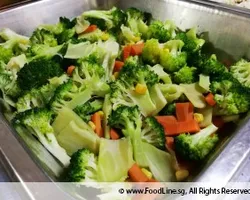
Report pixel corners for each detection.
[88,121,96,131]
[141,168,152,179]
[97,111,104,119]
[113,72,119,79]
[175,169,189,181]
[194,113,204,123]
[134,36,141,42]
[101,33,109,41]
[135,83,147,95]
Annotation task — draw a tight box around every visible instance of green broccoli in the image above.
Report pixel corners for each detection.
[196,54,227,76]
[159,40,187,72]
[78,28,109,42]
[56,17,77,44]
[173,66,197,84]
[149,64,172,84]
[160,102,176,115]
[210,75,250,115]
[175,124,219,161]
[12,108,70,167]
[108,106,147,167]
[175,28,205,53]
[110,56,166,116]
[16,74,69,113]
[82,7,127,31]
[49,79,92,112]
[142,39,162,65]
[158,84,184,103]
[141,117,165,150]
[66,148,98,182]
[73,99,103,122]
[147,20,176,43]
[72,55,110,96]
[17,55,64,91]
[125,7,151,36]
[230,59,250,88]
[0,28,29,55]
[30,29,58,47]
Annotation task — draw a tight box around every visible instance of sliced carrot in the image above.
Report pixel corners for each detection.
[83,25,97,33]
[131,43,145,56]
[176,102,194,122]
[212,117,224,128]
[166,137,174,150]
[123,45,132,61]
[155,116,179,135]
[155,116,178,123]
[128,163,149,182]
[113,60,124,72]
[205,93,216,106]
[67,65,75,76]
[91,112,104,137]
[110,128,120,140]
[177,120,200,133]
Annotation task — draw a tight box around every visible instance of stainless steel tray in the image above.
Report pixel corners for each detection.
[0,0,250,184]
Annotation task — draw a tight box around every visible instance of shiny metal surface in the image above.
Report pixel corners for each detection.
[0,0,250,184]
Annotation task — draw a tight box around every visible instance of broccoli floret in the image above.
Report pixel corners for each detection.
[147,20,176,43]
[210,77,250,115]
[66,148,98,182]
[173,66,197,84]
[120,25,141,44]
[30,29,58,47]
[0,61,22,105]
[0,28,29,54]
[141,117,165,150]
[73,99,103,122]
[110,56,164,116]
[108,106,147,167]
[17,56,64,91]
[230,59,250,88]
[142,39,187,72]
[175,124,219,161]
[12,108,70,167]
[78,28,110,43]
[83,7,126,31]
[175,28,205,53]
[122,7,152,41]
[72,55,110,96]
[56,17,77,44]
[49,79,92,112]
[142,39,161,65]
[196,54,227,76]
[160,102,176,115]
[160,40,187,72]
[158,84,184,103]
[16,74,69,113]
[149,64,172,84]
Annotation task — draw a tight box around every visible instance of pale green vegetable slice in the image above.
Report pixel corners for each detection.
[181,83,206,108]
[98,138,134,182]
[142,142,175,182]
[199,74,210,92]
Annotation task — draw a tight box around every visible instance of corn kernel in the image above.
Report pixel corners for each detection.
[141,168,153,179]
[113,72,119,79]
[88,121,96,131]
[97,111,104,119]
[194,113,204,123]
[134,36,141,42]
[135,83,147,95]
[101,33,109,41]
[175,169,189,181]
